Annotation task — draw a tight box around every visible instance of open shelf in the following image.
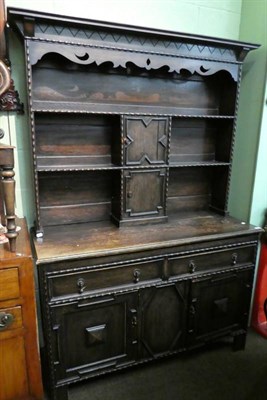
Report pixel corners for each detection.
[35,113,121,170]
[169,117,234,164]
[31,53,237,116]
[168,165,229,215]
[38,170,115,227]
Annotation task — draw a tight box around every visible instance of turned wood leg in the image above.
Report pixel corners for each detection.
[1,166,17,251]
[0,145,17,252]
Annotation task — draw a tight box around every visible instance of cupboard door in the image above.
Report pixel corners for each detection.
[123,116,169,166]
[139,282,187,359]
[187,268,254,345]
[50,292,138,384]
[123,168,167,220]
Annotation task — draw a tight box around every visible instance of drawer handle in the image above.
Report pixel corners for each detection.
[231,253,238,266]
[133,269,141,283]
[0,312,14,331]
[189,260,197,273]
[77,278,87,294]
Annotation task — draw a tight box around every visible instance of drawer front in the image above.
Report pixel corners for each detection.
[0,306,23,332]
[169,245,256,277]
[0,268,20,301]
[48,258,163,300]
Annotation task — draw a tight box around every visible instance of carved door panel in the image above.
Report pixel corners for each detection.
[139,282,188,359]
[123,168,167,220]
[187,268,254,345]
[49,292,138,384]
[123,116,169,166]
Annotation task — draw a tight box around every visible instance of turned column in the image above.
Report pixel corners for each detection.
[0,144,17,252]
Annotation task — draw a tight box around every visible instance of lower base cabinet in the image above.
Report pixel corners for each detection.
[37,233,259,400]
[188,268,254,348]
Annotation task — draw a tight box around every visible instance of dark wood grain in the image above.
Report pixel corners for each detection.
[32,63,220,113]
[38,170,113,225]
[33,213,261,263]
[35,113,119,168]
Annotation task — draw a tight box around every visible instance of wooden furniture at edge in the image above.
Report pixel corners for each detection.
[0,143,18,252]
[0,0,24,251]
[7,8,262,400]
[0,218,43,400]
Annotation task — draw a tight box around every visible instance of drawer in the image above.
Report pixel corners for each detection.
[0,268,20,301]
[48,258,163,300]
[0,306,23,332]
[168,245,256,277]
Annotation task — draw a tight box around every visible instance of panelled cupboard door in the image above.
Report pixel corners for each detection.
[123,168,167,219]
[139,282,188,359]
[187,268,254,345]
[50,292,138,384]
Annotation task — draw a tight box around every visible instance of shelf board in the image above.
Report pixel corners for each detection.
[36,161,230,172]
[36,164,121,172]
[169,161,230,168]
[32,102,235,118]
[36,165,168,172]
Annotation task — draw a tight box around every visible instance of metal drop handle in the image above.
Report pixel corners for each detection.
[77,278,87,294]
[133,269,141,283]
[189,260,196,273]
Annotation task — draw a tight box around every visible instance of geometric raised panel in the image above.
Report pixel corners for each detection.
[140,283,186,358]
[85,324,107,346]
[55,293,137,379]
[123,116,169,166]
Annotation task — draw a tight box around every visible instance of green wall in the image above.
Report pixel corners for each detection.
[229,0,267,226]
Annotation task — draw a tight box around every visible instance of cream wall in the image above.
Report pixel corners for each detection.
[0,0,251,227]
[5,0,242,36]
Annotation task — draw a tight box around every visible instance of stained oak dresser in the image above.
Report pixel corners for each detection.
[8,8,262,400]
[0,218,43,400]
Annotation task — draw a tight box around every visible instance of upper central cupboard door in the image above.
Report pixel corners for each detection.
[123,116,170,166]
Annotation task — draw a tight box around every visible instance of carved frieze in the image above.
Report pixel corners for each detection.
[28,39,239,81]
